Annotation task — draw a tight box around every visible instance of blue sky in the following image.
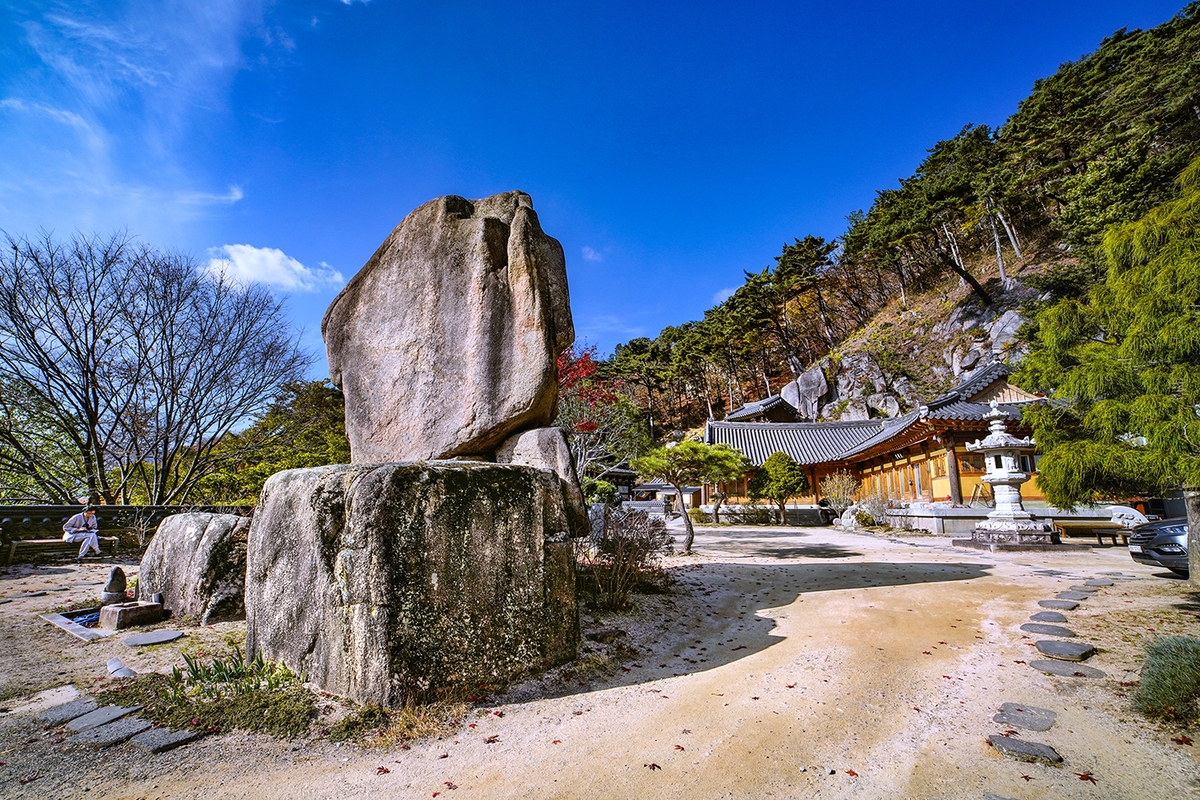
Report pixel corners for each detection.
[0,0,1187,374]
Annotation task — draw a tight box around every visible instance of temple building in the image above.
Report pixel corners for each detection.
[703,361,1045,507]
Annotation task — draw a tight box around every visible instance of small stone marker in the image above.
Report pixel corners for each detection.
[66,704,142,732]
[1038,599,1079,610]
[1035,640,1095,661]
[1030,611,1068,623]
[1085,579,1114,586]
[72,715,151,747]
[131,727,203,753]
[987,734,1063,764]
[1030,659,1105,678]
[1021,623,1076,637]
[99,601,163,630]
[37,697,98,727]
[992,702,1057,732]
[123,630,183,647]
[100,566,127,606]
[106,658,125,674]
[1055,591,1090,601]
[1069,585,1100,593]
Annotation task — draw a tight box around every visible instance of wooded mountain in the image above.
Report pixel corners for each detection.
[604,3,1200,435]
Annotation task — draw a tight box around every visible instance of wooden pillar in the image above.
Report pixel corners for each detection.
[945,433,963,506]
[810,467,820,502]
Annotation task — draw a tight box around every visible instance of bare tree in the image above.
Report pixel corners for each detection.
[0,231,311,504]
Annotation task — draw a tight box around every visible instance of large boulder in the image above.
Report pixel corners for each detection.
[323,192,574,462]
[137,513,249,624]
[245,462,578,706]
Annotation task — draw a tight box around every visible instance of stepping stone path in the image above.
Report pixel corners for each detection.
[1055,591,1091,601]
[1021,623,1076,637]
[1031,659,1105,678]
[1035,640,1095,661]
[34,696,204,752]
[67,704,141,732]
[987,735,1063,764]
[1069,585,1101,592]
[1085,579,1114,586]
[37,697,97,727]
[73,715,151,747]
[1029,611,1067,623]
[992,702,1057,732]
[131,727,203,753]
[1038,599,1078,610]
[123,630,183,647]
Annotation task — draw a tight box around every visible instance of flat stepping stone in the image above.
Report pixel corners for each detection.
[131,727,203,753]
[1038,599,1079,610]
[10,591,46,598]
[72,715,151,747]
[1084,579,1114,586]
[123,630,183,647]
[993,702,1057,732]
[1055,591,1091,601]
[1021,623,1076,637]
[66,704,142,732]
[37,697,98,727]
[987,734,1063,764]
[1036,640,1095,661]
[1030,659,1105,678]
[1030,611,1068,623]
[1069,585,1101,592]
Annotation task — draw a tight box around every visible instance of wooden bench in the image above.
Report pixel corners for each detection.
[1053,524,1130,547]
[3,536,120,565]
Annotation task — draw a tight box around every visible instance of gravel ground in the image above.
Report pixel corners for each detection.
[0,526,1197,799]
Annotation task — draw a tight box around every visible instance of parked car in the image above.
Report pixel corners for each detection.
[1129,517,1190,577]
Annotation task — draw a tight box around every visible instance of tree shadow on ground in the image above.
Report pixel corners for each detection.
[0,564,75,581]
[505,559,992,704]
[683,526,864,560]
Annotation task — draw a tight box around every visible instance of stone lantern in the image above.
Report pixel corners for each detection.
[961,400,1056,548]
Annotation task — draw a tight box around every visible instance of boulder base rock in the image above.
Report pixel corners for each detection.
[245,462,579,707]
[495,427,588,535]
[138,513,249,625]
[323,192,574,462]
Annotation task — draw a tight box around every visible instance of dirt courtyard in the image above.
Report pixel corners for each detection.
[1,524,1197,799]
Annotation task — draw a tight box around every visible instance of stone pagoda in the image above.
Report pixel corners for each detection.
[952,401,1062,551]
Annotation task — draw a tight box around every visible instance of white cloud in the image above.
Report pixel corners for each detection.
[581,246,603,262]
[204,244,344,292]
[178,185,244,205]
[712,286,736,304]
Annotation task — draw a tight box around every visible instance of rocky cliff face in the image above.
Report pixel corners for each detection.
[784,281,1038,421]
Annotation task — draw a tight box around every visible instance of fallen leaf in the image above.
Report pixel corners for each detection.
[1172,736,1193,746]
[922,651,932,655]
[1076,772,1098,784]
[468,723,476,729]
[493,711,504,718]
[552,740,561,744]
[751,696,759,700]
[572,711,584,716]
[444,782,458,789]
[845,769,858,776]
[785,684,796,689]
[1021,775,1033,782]
[674,744,685,751]
[376,767,390,775]
[432,793,440,798]
[645,763,661,770]
[681,729,691,734]
[19,774,39,785]
[438,753,449,759]
[484,735,499,744]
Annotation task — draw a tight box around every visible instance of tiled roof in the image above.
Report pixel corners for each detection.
[725,394,796,421]
[944,361,1011,402]
[922,399,1024,422]
[705,419,886,466]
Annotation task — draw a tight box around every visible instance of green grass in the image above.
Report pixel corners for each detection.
[95,648,315,738]
[1135,636,1200,725]
[328,700,466,746]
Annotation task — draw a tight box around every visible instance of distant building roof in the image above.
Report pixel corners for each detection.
[725,394,797,421]
[704,360,1039,467]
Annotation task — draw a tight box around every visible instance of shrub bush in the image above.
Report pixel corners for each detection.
[1135,636,1200,723]
[721,505,775,525]
[575,509,672,610]
[687,507,709,525]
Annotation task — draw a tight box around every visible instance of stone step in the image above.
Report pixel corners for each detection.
[72,715,151,747]
[1038,600,1079,611]
[1035,640,1095,662]
[1030,659,1105,678]
[987,734,1063,764]
[130,727,204,753]
[66,704,142,732]
[36,697,98,727]
[1085,579,1115,586]
[1069,585,1101,593]
[1029,611,1068,623]
[1055,591,1091,601]
[992,702,1057,732]
[1021,623,1075,637]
